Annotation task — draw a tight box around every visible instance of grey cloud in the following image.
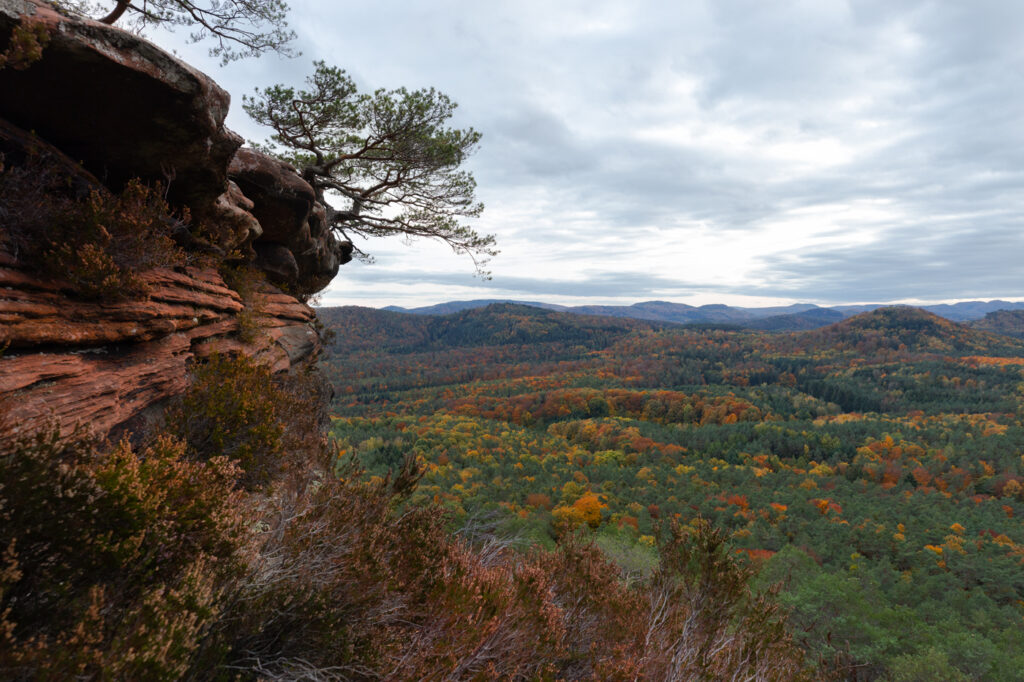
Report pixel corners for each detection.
[483,108,598,180]
[755,217,1024,302]
[330,266,732,301]
[153,1,1024,307]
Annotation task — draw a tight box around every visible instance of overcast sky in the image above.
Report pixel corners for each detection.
[156,0,1024,309]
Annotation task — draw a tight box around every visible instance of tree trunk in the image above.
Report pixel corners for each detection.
[99,0,132,25]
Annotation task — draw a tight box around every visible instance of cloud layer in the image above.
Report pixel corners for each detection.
[158,0,1024,307]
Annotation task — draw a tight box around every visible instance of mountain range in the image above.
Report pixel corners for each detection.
[380,299,1024,331]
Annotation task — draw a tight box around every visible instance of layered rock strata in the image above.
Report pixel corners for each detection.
[0,254,320,438]
[0,0,339,440]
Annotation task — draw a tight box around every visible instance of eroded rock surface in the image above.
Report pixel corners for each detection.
[0,257,320,438]
[0,2,350,291]
[230,147,351,295]
[0,0,244,234]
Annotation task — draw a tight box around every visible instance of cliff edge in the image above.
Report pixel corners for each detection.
[0,0,349,439]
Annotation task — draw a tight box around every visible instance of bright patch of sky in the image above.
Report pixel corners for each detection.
[153,0,1024,309]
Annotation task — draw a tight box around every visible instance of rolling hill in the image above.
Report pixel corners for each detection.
[380,298,1024,330]
[744,307,846,331]
[969,309,1024,339]
[800,306,1024,355]
[321,302,666,355]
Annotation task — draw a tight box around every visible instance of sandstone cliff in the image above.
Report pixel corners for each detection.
[0,0,348,439]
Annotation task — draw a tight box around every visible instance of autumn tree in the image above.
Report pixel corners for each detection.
[242,61,497,276]
[57,0,296,63]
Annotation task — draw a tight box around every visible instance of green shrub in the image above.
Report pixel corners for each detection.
[167,354,329,487]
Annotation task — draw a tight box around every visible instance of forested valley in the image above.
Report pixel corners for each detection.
[320,303,1024,681]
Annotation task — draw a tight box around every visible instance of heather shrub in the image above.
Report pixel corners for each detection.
[167,354,285,486]
[219,263,269,343]
[533,534,645,679]
[0,16,50,70]
[635,519,807,681]
[0,427,245,680]
[167,353,329,487]
[527,520,808,681]
[212,455,567,679]
[0,154,185,299]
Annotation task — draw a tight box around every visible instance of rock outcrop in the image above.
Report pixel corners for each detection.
[0,256,320,438]
[0,0,341,440]
[0,0,242,235]
[230,147,352,294]
[0,0,348,285]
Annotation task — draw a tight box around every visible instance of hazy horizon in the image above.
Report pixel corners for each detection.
[321,295,1024,312]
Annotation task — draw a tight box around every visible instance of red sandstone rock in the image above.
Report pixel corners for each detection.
[229,148,315,244]
[209,180,263,253]
[255,242,300,284]
[229,147,350,295]
[0,266,243,347]
[0,2,340,442]
[1,334,192,439]
[0,259,321,439]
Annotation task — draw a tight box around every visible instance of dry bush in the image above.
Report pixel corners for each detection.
[0,427,245,680]
[634,519,808,681]
[531,534,645,680]
[0,154,185,299]
[167,353,286,486]
[209,455,567,680]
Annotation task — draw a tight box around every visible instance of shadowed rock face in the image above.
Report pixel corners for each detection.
[0,0,241,225]
[229,148,316,245]
[0,117,102,195]
[230,147,352,295]
[0,1,350,293]
[0,1,342,440]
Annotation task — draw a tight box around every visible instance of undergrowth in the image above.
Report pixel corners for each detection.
[0,427,246,679]
[166,353,328,488]
[0,354,808,680]
[0,153,186,299]
[218,264,268,343]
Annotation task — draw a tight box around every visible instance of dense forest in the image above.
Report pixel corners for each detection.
[321,303,1024,681]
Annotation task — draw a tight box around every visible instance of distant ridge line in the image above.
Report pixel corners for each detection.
[377,298,1024,329]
